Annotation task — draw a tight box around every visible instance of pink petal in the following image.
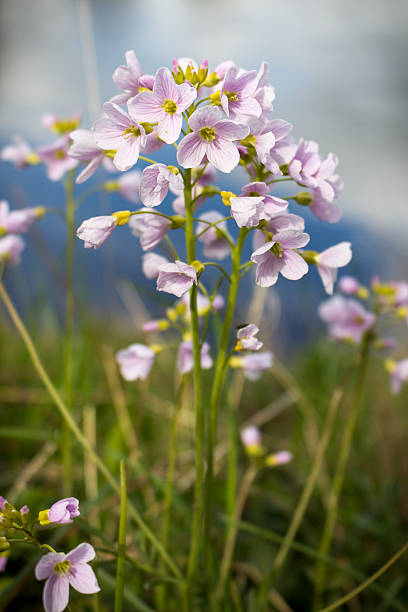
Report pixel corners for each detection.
[255,252,281,287]
[206,139,239,173]
[93,117,124,149]
[75,156,102,184]
[35,553,65,581]
[318,242,352,267]
[113,139,140,171]
[153,67,179,103]
[274,230,310,249]
[177,133,207,168]
[43,574,69,612]
[281,250,308,280]
[102,103,131,129]
[188,106,223,131]
[177,83,197,109]
[68,564,100,594]
[215,120,249,141]
[128,92,163,123]
[317,265,337,295]
[66,543,96,565]
[158,113,182,144]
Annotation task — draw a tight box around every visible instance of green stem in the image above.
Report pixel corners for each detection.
[0,280,182,579]
[215,466,258,601]
[62,171,75,496]
[185,168,205,588]
[204,228,248,573]
[114,461,127,612]
[313,333,373,610]
[319,540,408,612]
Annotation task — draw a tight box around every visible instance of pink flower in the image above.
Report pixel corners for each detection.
[265,451,293,467]
[116,170,142,203]
[241,426,261,448]
[387,359,408,394]
[310,175,343,223]
[339,275,361,295]
[315,242,352,295]
[35,543,100,612]
[0,234,25,265]
[93,102,146,171]
[220,66,261,119]
[37,136,78,181]
[0,200,40,234]
[116,344,155,381]
[196,211,231,259]
[111,50,143,105]
[129,209,170,251]
[1,136,34,168]
[142,253,168,279]
[237,324,263,351]
[68,129,105,184]
[128,67,196,144]
[177,106,249,173]
[252,213,305,251]
[319,296,375,343]
[249,118,296,174]
[48,498,80,525]
[41,112,81,133]
[241,182,288,219]
[177,340,213,374]
[0,497,7,511]
[157,260,198,298]
[251,230,310,287]
[76,216,116,249]
[230,196,265,228]
[241,352,273,380]
[140,164,183,207]
[253,62,276,114]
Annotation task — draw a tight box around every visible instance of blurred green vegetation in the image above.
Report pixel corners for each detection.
[0,304,408,611]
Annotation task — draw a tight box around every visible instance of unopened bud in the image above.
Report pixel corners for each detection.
[209,90,222,106]
[279,163,289,176]
[294,191,313,206]
[220,191,236,207]
[204,73,221,88]
[104,180,119,192]
[38,509,51,526]
[265,451,292,467]
[112,210,131,226]
[191,260,205,277]
[170,215,185,229]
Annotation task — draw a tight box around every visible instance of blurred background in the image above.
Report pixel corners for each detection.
[0,0,407,348]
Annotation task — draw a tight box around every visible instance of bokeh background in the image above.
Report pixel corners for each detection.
[0,0,407,350]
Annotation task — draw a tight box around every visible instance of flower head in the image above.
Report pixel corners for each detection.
[142,253,168,279]
[177,106,249,173]
[140,164,183,207]
[76,216,116,249]
[111,50,143,104]
[251,230,310,287]
[68,129,105,184]
[35,543,100,612]
[0,200,41,234]
[116,344,155,381]
[315,242,352,295]
[319,295,375,343]
[0,234,25,265]
[241,352,273,380]
[156,260,198,297]
[236,324,263,351]
[129,209,171,251]
[220,66,261,119]
[128,67,197,144]
[1,136,37,168]
[48,498,80,525]
[177,340,213,374]
[37,136,78,181]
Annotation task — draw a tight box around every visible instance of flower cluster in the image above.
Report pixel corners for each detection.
[0,200,44,266]
[319,276,408,394]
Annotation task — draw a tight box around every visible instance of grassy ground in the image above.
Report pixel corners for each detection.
[0,307,407,611]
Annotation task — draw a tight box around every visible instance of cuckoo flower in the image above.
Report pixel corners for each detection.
[111,50,143,104]
[339,275,362,295]
[177,340,213,374]
[236,324,263,351]
[142,253,168,279]
[128,67,196,144]
[1,136,36,168]
[249,118,296,174]
[252,213,305,251]
[37,136,77,181]
[230,195,264,228]
[178,291,225,319]
[253,62,276,114]
[315,242,352,295]
[76,216,116,249]
[157,260,198,297]
[241,182,288,219]
[241,426,262,449]
[241,352,273,380]
[319,296,375,343]
[386,358,408,394]
[310,174,343,223]
[196,211,231,259]
[220,66,261,119]
[177,106,249,173]
[116,344,155,381]
[68,129,105,183]
[48,498,80,525]
[0,201,42,234]
[115,170,142,203]
[93,102,146,171]
[35,543,100,612]
[0,234,25,265]
[251,230,310,287]
[129,209,171,251]
[140,163,183,207]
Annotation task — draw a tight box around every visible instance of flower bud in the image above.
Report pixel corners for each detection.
[38,509,51,526]
[191,260,205,277]
[220,191,236,207]
[204,72,221,87]
[294,191,313,206]
[104,180,120,192]
[112,210,131,226]
[265,451,293,467]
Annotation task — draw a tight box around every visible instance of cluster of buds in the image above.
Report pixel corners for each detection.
[319,276,408,394]
[240,426,292,468]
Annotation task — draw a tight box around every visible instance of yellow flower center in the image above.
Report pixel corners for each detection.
[54,150,66,160]
[224,90,239,102]
[162,99,178,114]
[54,560,71,576]
[271,243,284,258]
[200,126,216,142]
[122,125,141,139]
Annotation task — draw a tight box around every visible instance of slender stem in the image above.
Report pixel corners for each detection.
[0,281,182,579]
[114,461,127,612]
[62,171,75,495]
[204,228,248,573]
[203,262,231,284]
[157,378,186,610]
[319,540,408,612]
[313,333,373,610]
[216,466,258,601]
[185,168,205,588]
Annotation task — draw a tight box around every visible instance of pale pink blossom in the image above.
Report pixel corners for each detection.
[316,242,352,295]
[339,275,361,295]
[129,209,170,251]
[241,426,261,448]
[140,164,183,207]
[252,213,305,251]
[230,196,264,228]
[128,67,196,144]
[142,253,168,279]
[76,216,116,249]
[241,352,273,380]
[157,260,198,298]
[68,129,105,184]
[178,291,225,318]
[0,200,39,234]
[37,136,78,181]
[48,498,80,525]
[248,118,296,174]
[253,62,276,114]
[116,344,155,381]
[177,106,249,173]
[35,543,100,612]
[196,211,231,259]
[237,324,263,351]
[42,112,81,133]
[0,234,25,265]
[116,170,142,203]
[319,295,375,343]
[241,182,288,220]
[220,66,261,119]
[93,102,146,171]
[177,340,213,374]
[251,230,310,287]
[1,136,34,168]
[111,50,143,104]
[388,359,408,394]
